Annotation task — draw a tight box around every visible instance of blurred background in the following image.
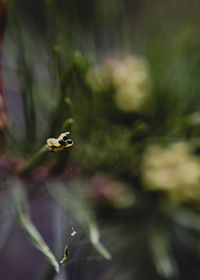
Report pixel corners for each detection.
[1,0,200,279]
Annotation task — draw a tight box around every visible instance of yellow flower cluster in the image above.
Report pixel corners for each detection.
[87,55,152,113]
[142,142,200,203]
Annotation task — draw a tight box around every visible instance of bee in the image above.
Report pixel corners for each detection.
[47,132,73,152]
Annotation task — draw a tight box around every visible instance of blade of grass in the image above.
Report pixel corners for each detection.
[173,208,200,234]
[11,182,60,273]
[15,26,37,149]
[149,228,178,279]
[47,181,111,260]
[19,144,49,177]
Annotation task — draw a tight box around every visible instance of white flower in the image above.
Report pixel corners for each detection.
[142,142,200,203]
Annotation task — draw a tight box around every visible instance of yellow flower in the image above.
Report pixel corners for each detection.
[86,65,110,92]
[142,142,200,203]
[86,54,152,112]
[105,55,149,87]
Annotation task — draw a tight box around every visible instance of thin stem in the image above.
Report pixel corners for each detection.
[19,144,49,177]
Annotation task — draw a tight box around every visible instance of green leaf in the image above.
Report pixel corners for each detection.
[149,229,178,279]
[11,182,60,273]
[173,208,200,234]
[88,221,111,260]
[47,181,111,260]
[19,145,49,177]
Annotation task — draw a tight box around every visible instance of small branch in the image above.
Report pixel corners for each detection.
[19,145,49,177]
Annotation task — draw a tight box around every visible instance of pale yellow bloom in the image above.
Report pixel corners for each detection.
[86,54,152,112]
[142,142,200,203]
[105,55,149,87]
[115,84,149,112]
[86,65,110,92]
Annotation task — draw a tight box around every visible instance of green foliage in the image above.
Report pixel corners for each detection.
[2,1,200,280]
[11,182,60,273]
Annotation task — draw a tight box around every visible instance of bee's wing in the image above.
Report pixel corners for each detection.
[47,138,60,147]
[57,132,70,141]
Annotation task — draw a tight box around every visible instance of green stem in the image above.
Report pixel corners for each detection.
[19,145,49,177]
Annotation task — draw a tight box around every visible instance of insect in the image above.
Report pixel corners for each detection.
[60,245,69,264]
[59,227,77,264]
[47,132,73,152]
[70,227,77,237]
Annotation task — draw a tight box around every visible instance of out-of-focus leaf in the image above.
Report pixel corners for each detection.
[61,118,74,131]
[88,221,111,260]
[0,194,15,251]
[47,181,111,260]
[149,229,178,279]
[173,208,200,234]
[19,145,49,177]
[11,182,60,273]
